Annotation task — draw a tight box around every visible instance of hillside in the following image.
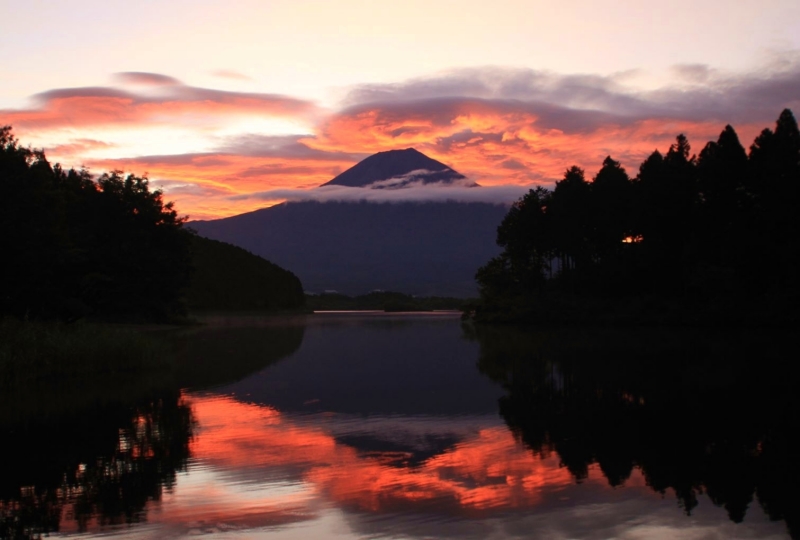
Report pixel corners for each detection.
[191,201,506,297]
[186,236,305,311]
[191,148,507,297]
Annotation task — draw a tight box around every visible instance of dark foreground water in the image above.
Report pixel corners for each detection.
[2,313,799,539]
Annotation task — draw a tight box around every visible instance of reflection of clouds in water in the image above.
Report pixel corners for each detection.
[342,495,790,540]
[90,393,787,539]
[186,395,581,513]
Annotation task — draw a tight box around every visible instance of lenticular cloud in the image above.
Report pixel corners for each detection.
[230,182,528,205]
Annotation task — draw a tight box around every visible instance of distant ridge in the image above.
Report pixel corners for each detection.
[322,148,475,188]
[191,201,506,297]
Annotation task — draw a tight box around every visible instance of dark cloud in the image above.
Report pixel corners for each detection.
[671,64,714,83]
[344,68,645,117]
[342,62,800,128]
[32,86,138,103]
[150,179,233,198]
[333,96,632,135]
[500,158,527,170]
[113,72,182,86]
[435,130,505,151]
[169,86,313,113]
[215,133,367,161]
[114,153,231,168]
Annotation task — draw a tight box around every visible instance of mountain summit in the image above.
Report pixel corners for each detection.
[191,148,504,297]
[321,148,474,188]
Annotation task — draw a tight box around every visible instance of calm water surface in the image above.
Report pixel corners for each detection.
[2,313,798,539]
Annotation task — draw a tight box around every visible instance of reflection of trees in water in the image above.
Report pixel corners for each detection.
[469,325,800,539]
[0,391,194,540]
[0,319,308,540]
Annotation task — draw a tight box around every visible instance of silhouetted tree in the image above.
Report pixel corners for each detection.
[80,171,192,319]
[634,135,698,291]
[549,166,591,278]
[474,110,800,323]
[476,187,552,310]
[697,125,748,220]
[589,156,633,261]
[688,126,751,294]
[748,109,800,288]
[0,127,192,321]
[749,109,800,204]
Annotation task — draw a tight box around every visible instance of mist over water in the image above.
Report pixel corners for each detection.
[1,313,796,539]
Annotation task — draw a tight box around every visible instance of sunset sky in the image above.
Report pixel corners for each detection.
[2,0,800,219]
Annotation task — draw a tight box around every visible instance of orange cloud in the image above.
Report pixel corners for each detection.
[308,99,767,188]
[47,138,116,158]
[2,68,787,220]
[0,85,316,130]
[40,101,766,220]
[86,151,356,220]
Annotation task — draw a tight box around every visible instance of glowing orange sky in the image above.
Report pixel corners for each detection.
[1,79,785,220]
[2,1,799,219]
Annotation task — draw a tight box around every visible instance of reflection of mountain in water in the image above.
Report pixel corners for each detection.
[334,432,462,468]
[469,326,800,539]
[0,391,193,540]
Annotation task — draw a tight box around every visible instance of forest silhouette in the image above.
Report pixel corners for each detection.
[0,321,306,539]
[0,127,192,321]
[0,127,304,322]
[475,109,800,324]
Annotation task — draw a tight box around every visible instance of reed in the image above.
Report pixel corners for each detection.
[0,318,169,387]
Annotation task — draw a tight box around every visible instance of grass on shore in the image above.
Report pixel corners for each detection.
[0,318,178,425]
[0,318,169,387]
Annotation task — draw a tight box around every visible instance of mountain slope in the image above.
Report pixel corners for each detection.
[322,148,471,188]
[191,201,506,297]
[191,148,507,297]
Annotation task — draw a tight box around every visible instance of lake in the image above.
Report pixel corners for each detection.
[1,313,797,539]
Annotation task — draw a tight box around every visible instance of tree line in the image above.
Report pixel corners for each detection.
[1,127,308,322]
[0,127,192,321]
[476,109,800,322]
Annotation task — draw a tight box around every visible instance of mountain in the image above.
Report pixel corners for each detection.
[190,149,508,297]
[321,148,474,188]
[191,201,506,297]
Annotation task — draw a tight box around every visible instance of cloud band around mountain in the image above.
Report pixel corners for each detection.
[229,183,532,205]
[2,60,799,219]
